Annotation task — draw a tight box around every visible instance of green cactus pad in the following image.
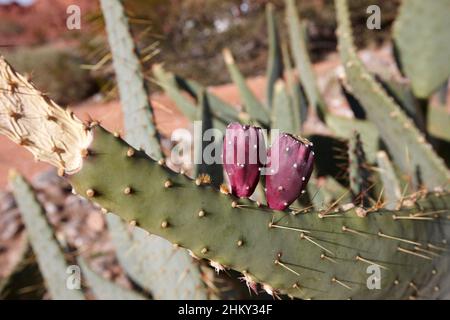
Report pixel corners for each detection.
[223,48,270,125]
[326,114,378,163]
[286,0,326,121]
[393,0,450,98]
[348,131,373,207]
[152,64,239,129]
[271,80,300,134]
[100,0,161,158]
[69,126,450,299]
[78,256,146,300]
[428,106,450,143]
[11,172,85,300]
[336,0,450,190]
[376,151,402,210]
[266,3,284,109]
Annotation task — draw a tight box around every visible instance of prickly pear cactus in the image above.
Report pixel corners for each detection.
[348,131,372,207]
[68,125,450,299]
[10,172,84,300]
[376,151,402,210]
[100,0,209,300]
[286,0,326,120]
[335,0,450,190]
[223,49,270,125]
[1,0,450,300]
[393,0,450,98]
[78,256,146,300]
[265,3,283,109]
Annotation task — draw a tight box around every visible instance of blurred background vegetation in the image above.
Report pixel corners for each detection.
[0,0,400,105]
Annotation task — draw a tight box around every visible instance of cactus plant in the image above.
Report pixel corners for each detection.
[376,151,402,210]
[285,0,326,121]
[78,256,146,300]
[347,131,373,207]
[223,49,270,126]
[393,0,450,98]
[271,80,301,134]
[2,41,450,299]
[1,0,450,300]
[10,171,85,300]
[336,0,450,190]
[49,124,450,299]
[194,90,224,187]
[266,3,284,110]
[100,0,208,300]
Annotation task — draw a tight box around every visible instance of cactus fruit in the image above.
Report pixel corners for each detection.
[223,123,266,198]
[265,133,314,210]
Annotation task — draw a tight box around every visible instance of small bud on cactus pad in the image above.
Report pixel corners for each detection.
[265,133,314,210]
[223,123,266,198]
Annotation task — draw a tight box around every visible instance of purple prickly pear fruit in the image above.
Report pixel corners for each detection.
[265,133,314,210]
[223,123,266,198]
